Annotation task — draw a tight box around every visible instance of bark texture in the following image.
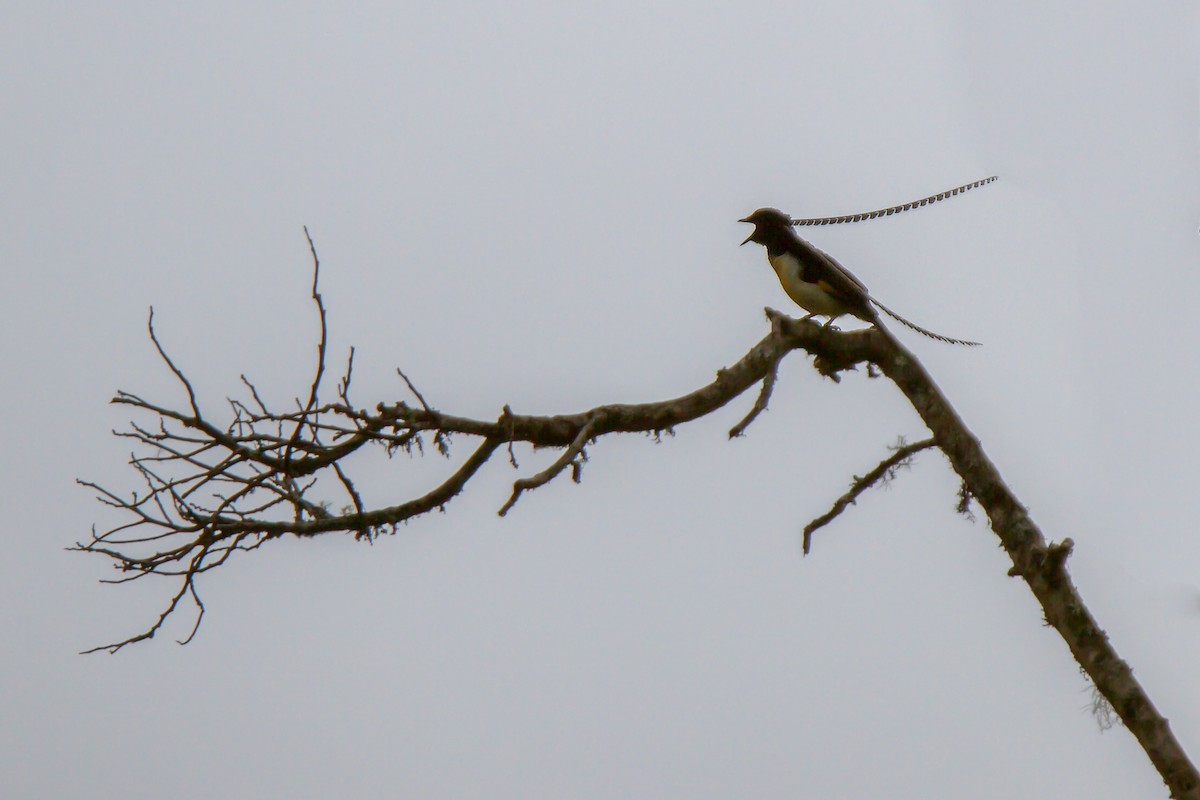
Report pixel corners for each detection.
[867,325,1198,799]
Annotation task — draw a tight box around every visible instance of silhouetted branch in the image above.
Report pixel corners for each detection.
[79,238,1199,798]
[78,245,870,654]
[728,359,779,439]
[802,437,936,554]
[867,326,1198,798]
[499,417,598,516]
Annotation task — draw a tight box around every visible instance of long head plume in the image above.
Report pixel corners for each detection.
[790,175,997,227]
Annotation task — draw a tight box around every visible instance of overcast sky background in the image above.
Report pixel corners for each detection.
[3,2,1199,797]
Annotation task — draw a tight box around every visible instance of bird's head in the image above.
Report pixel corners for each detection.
[738,207,793,245]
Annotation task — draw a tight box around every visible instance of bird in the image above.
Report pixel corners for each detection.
[739,207,980,346]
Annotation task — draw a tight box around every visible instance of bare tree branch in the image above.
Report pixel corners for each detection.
[802,437,937,554]
[78,247,853,654]
[499,417,598,516]
[868,325,1199,799]
[728,359,779,439]
[78,241,1199,797]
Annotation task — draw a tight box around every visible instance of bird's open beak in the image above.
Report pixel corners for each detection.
[738,217,753,245]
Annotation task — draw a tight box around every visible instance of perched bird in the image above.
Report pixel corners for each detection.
[739,207,979,346]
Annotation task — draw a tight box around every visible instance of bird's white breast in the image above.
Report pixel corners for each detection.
[768,252,850,318]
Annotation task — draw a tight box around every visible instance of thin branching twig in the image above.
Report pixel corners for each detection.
[802,437,937,555]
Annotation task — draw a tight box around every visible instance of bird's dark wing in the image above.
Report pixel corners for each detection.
[794,237,873,310]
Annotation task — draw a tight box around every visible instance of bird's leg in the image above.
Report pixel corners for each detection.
[822,316,842,332]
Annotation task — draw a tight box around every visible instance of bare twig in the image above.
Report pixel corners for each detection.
[78,549,206,655]
[728,360,780,439]
[298,226,329,420]
[338,347,355,405]
[498,417,598,516]
[502,405,519,468]
[397,368,432,411]
[802,437,936,554]
[146,309,200,419]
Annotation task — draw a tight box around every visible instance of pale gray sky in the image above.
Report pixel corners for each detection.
[2,2,1198,797]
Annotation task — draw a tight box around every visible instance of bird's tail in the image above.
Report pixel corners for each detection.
[870,299,981,346]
